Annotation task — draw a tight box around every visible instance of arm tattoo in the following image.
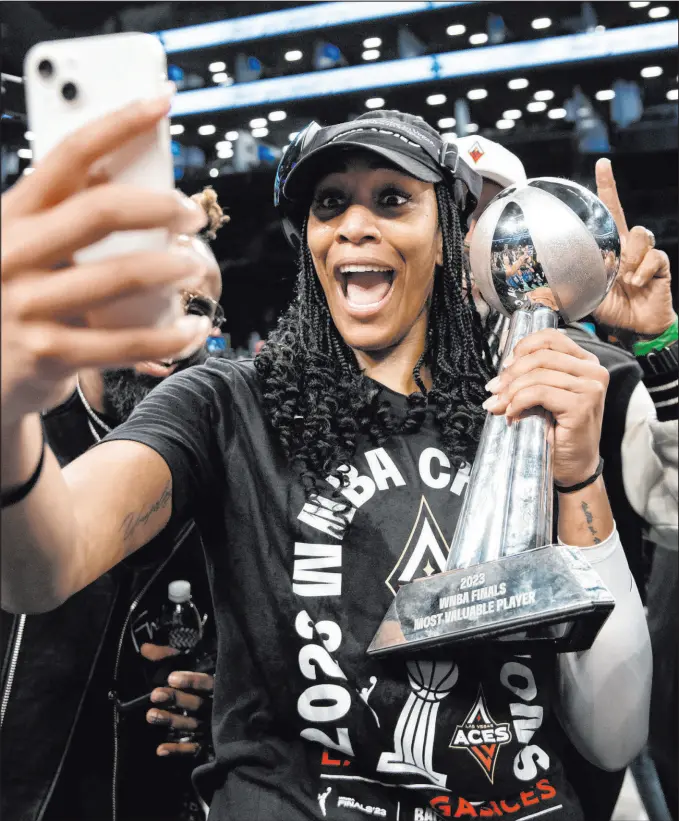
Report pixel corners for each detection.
[580,501,602,545]
[120,481,172,543]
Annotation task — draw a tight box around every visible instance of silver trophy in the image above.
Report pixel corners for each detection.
[369,178,620,657]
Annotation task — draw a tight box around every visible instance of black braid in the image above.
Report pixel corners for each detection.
[255,183,493,510]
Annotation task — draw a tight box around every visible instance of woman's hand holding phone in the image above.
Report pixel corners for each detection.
[1,96,213,428]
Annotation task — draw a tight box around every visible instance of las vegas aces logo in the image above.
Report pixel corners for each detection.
[450,686,512,783]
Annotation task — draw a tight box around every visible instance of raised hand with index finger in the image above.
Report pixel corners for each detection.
[593,158,675,337]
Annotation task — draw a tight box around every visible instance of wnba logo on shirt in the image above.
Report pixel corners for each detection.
[450,686,512,783]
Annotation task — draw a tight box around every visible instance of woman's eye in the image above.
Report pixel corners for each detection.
[380,190,410,207]
[315,192,345,210]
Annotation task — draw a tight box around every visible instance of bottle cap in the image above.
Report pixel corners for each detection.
[168,580,191,603]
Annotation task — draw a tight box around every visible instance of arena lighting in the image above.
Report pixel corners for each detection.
[496,119,514,129]
[595,89,616,100]
[629,1,650,6]
[548,108,568,119]
[438,116,456,128]
[440,131,457,139]
[289,131,299,140]
[208,61,226,73]
[641,65,663,76]
[427,94,447,105]
[215,140,232,149]
[527,101,547,112]
[250,117,267,128]
[252,127,269,137]
[594,26,606,33]
[467,88,487,100]
[503,109,522,119]
[531,18,552,30]
[469,33,488,45]
[17,147,33,159]
[649,6,670,18]
[225,130,239,140]
[466,123,478,132]
[157,2,469,53]
[363,37,382,48]
[508,78,529,89]
[212,73,231,84]
[24,130,33,140]
[667,88,679,99]
[268,110,286,121]
[169,124,185,135]
[209,168,219,177]
[169,22,678,116]
[534,89,555,101]
[446,24,466,36]
[198,124,216,135]
[285,50,303,61]
[362,49,380,60]
[365,97,385,108]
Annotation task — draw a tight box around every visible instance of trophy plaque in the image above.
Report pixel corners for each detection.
[369,178,621,657]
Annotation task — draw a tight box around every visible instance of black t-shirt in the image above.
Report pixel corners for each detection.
[105,358,584,821]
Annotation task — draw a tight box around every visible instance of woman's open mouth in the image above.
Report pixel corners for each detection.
[337,263,395,315]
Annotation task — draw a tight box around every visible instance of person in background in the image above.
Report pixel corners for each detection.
[0,188,227,821]
[457,133,678,821]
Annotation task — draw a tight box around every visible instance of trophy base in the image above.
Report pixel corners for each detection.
[367,544,615,657]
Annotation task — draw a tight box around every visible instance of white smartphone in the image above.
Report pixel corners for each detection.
[24,32,181,329]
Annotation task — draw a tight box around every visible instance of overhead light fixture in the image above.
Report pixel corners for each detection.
[24,131,34,140]
[268,110,287,121]
[469,33,488,45]
[217,148,234,159]
[534,90,555,101]
[208,61,226,73]
[212,72,230,83]
[446,24,466,36]
[467,88,487,100]
[225,130,240,140]
[285,50,303,61]
[289,131,300,141]
[440,131,457,139]
[641,65,663,77]
[595,90,616,101]
[438,117,456,128]
[466,123,479,133]
[508,78,529,90]
[547,108,567,119]
[198,124,216,135]
[526,101,547,112]
[252,127,269,138]
[426,94,447,105]
[649,6,670,17]
[594,25,606,32]
[17,148,33,159]
[169,124,185,135]
[531,18,552,29]
[215,140,232,150]
[629,1,650,6]
[496,119,514,130]
[362,49,380,61]
[667,88,678,100]
[250,117,267,128]
[365,97,385,109]
[363,37,382,48]
[503,109,522,119]
[209,168,219,178]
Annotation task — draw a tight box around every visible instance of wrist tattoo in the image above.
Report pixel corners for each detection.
[580,501,602,544]
[120,481,172,543]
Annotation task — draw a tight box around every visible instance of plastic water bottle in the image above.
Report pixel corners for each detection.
[158,580,203,655]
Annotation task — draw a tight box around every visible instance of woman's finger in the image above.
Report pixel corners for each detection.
[157,741,200,757]
[493,349,605,394]
[509,328,599,364]
[3,186,206,276]
[3,92,173,219]
[502,385,585,422]
[167,671,214,693]
[24,315,212,375]
[11,249,206,319]
[150,686,204,713]
[595,158,628,238]
[484,369,603,415]
[146,708,200,731]
[621,226,655,280]
[626,248,671,288]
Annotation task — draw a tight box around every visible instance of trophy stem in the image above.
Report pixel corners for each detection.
[445,305,559,572]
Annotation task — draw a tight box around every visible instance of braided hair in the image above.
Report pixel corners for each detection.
[254,182,493,507]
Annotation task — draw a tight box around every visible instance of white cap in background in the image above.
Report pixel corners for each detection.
[455,134,527,189]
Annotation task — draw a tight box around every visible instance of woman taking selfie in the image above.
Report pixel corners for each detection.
[2,95,650,820]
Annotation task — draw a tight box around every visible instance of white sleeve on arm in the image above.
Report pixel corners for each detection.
[555,527,652,771]
[622,380,678,550]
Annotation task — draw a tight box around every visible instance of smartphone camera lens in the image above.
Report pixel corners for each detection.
[37,59,54,79]
[61,82,78,102]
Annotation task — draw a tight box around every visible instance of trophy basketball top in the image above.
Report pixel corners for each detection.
[469,177,620,323]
